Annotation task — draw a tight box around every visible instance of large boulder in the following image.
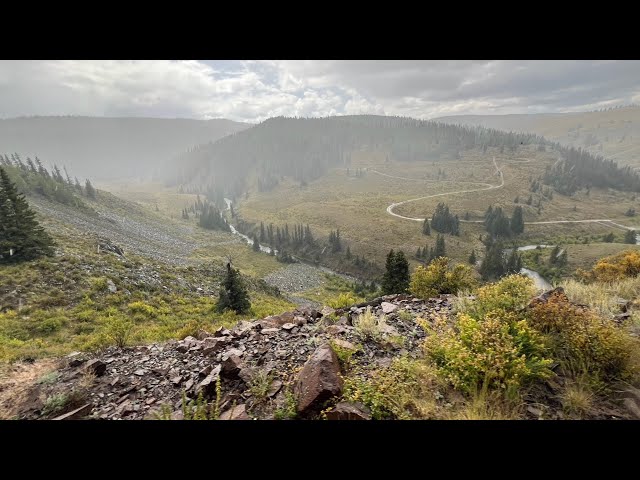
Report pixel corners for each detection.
[294,344,343,416]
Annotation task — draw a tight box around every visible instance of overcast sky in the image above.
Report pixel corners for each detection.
[0,60,638,123]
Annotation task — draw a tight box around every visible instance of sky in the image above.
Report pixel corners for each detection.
[0,60,638,123]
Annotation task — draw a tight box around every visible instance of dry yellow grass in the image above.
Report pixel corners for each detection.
[560,276,640,318]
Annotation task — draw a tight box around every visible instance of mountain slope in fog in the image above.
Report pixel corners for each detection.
[435,106,640,167]
[0,116,249,181]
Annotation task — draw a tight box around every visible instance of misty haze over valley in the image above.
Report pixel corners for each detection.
[1,60,640,422]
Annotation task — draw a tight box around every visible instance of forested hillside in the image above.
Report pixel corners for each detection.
[0,116,249,181]
[172,115,640,200]
[171,115,545,199]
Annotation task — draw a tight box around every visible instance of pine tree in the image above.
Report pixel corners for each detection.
[346,245,352,259]
[253,234,260,251]
[468,249,477,265]
[422,218,431,236]
[381,250,410,295]
[217,262,251,314]
[0,167,55,262]
[85,179,97,199]
[416,246,422,258]
[625,229,637,244]
[434,234,446,258]
[510,206,524,234]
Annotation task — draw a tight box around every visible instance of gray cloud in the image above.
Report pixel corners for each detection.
[0,60,638,122]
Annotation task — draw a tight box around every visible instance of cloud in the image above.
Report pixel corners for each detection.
[0,60,638,122]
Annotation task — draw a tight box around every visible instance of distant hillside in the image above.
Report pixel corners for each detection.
[170,114,640,200]
[0,116,249,181]
[171,115,547,199]
[435,106,640,167]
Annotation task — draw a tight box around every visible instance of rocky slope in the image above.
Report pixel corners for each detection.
[13,294,445,420]
[9,290,640,420]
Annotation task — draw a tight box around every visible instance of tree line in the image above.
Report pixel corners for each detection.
[0,152,97,207]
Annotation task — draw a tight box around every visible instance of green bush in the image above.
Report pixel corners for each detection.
[465,274,535,320]
[410,257,475,300]
[423,310,552,397]
[342,357,439,419]
[102,314,134,348]
[327,293,359,309]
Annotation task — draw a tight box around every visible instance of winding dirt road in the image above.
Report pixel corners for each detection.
[371,156,638,231]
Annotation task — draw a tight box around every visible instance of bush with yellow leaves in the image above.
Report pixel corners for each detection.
[465,274,536,320]
[576,249,640,283]
[527,292,637,384]
[423,310,552,397]
[409,257,476,300]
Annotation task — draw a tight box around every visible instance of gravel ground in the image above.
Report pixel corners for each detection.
[30,196,200,266]
[263,263,339,293]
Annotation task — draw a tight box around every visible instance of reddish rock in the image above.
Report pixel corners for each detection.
[325,402,371,420]
[219,404,251,420]
[221,354,244,379]
[294,344,343,416]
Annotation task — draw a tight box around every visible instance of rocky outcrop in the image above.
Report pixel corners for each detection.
[16,294,452,420]
[294,344,343,416]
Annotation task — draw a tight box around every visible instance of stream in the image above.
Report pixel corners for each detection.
[223,198,356,284]
[225,197,556,293]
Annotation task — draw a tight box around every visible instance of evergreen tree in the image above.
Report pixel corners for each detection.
[510,206,525,235]
[434,234,446,258]
[381,250,410,294]
[260,222,266,242]
[253,233,260,251]
[479,240,507,280]
[625,229,637,244]
[217,262,251,314]
[0,167,55,263]
[85,179,97,199]
[422,218,431,235]
[468,249,477,265]
[345,245,352,259]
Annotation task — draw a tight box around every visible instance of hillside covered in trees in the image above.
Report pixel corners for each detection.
[170,115,640,201]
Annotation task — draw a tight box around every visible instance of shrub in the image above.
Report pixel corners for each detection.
[410,257,476,299]
[465,274,535,320]
[577,249,640,283]
[128,301,157,317]
[329,339,361,371]
[342,357,439,419]
[274,387,297,420]
[327,293,359,309]
[423,311,552,397]
[354,306,387,341]
[527,293,636,383]
[103,314,134,348]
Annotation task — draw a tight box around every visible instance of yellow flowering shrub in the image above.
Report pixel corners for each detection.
[465,274,535,320]
[423,310,552,396]
[527,293,636,382]
[410,257,476,300]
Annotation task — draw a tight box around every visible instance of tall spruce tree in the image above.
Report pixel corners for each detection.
[381,250,410,294]
[85,179,97,199]
[422,218,431,235]
[624,229,637,244]
[217,262,251,314]
[0,167,55,263]
[510,206,525,235]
